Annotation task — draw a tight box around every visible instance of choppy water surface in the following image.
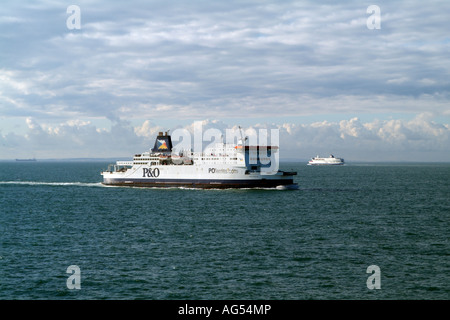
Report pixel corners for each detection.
[0,161,448,299]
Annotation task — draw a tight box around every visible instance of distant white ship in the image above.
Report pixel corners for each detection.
[308,154,344,166]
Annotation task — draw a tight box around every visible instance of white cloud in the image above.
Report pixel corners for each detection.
[1,115,449,160]
[2,1,450,119]
[267,114,450,161]
[134,120,163,138]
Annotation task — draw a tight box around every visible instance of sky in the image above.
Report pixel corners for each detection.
[1,0,449,161]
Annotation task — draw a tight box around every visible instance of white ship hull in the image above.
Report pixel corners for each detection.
[102,164,295,188]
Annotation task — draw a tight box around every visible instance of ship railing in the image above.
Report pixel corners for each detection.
[117,161,134,166]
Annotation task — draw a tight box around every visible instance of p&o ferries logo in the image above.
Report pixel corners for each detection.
[143,168,160,177]
[157,139,168,150]
[208,168,238,174]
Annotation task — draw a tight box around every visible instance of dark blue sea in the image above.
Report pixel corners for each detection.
[0,161,449,300]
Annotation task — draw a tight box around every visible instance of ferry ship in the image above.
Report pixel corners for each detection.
[101,130,297,189]
[307,154,344,166]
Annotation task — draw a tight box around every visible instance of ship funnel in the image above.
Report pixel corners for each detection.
[152,131,173,153]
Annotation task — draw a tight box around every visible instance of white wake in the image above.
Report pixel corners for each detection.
[0,181,104,187]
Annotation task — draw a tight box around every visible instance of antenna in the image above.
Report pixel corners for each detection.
[239,126,248,146]
[238,126,244,143]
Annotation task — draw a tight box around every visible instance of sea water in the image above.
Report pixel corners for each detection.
[0,161,448,299]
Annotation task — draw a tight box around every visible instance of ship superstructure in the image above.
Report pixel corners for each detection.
[101,130,297,189]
